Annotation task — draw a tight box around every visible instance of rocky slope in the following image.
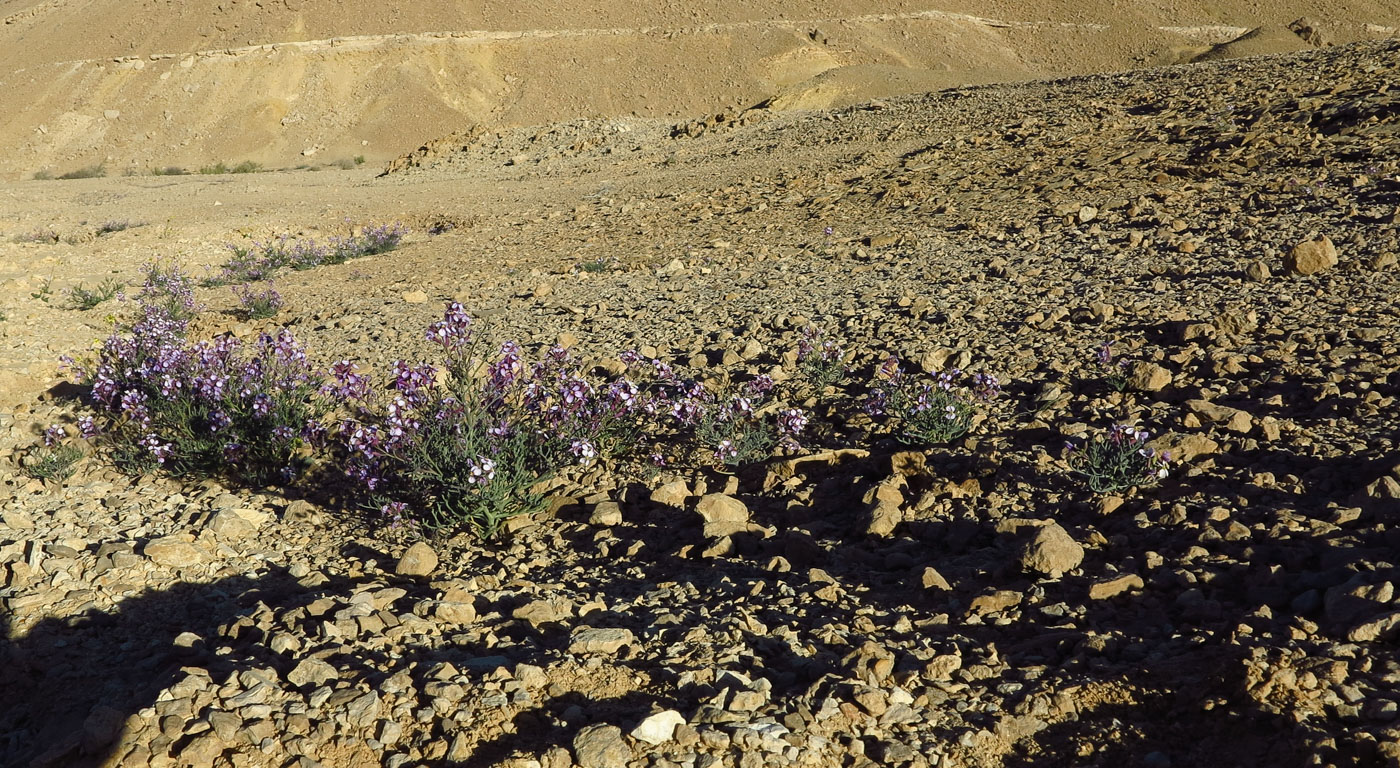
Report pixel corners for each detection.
[1,39,1399,768]
[1,0,1397,178]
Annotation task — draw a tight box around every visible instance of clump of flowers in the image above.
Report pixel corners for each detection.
[234,283,284,320]
[866,356,997,446]
[1093,341,1132,392]
[138,262,199,328]
[20,423,85,482]
[616,352,807,468]
[690,376,806,468]
[66,271,326,484]
[795,325,847,395]
[330,303,649,538]
[209,223,407,285]
[1063,425,1171,493]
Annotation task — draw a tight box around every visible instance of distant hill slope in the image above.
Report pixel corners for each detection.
[0,0,1394,178]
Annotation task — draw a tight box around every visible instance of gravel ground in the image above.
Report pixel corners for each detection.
[2,39,1399,768]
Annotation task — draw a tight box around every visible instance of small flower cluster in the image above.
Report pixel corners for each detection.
[138,262,199,328]
[22,423,85,482]
[210,224,406,285]
[234,283,284,320]
[689,375,806,467]
[67,270,326,483]
[1063,424,1171,493]
[616,352,808,468]
[795,325,847,394]
[330,303,653,538]
[866,357,995,446]
[1093,341,1132,392]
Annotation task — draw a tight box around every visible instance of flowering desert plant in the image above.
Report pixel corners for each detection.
[1093,341,1132,392]
[210,223,406,285]
[66,271,327,484]
[795,325,847,395]
[20,424,85,482]
[865,356,997,446]
[1063,425,1171,493]
[615,352,807,469]
[234,283,284,320]
[330,303,651,538]
[691,376,806,468]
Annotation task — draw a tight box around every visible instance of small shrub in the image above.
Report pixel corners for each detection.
[137,263,199,327]
[67,297,328,484]
[66,278,124,310]
[32,170,54,181]
[580,257,613,273]
[1093,341,1132,392]
[14,228,59,244]
[865,357,998,446]
[199,162,230,175]
[21,424,84,482]
[685,378,804,468]
[618,353,806,469]
[97,220,138,235]
[57,164,106,180]
[30,279,54,304]
[354,155,366,166]
[208,224,406,284]
[231,160,262,174]
[151,166,189,176]
[795,325,847,395]
[331,304,650,538]
[234,283,284,320]
[1063,425,1171,493]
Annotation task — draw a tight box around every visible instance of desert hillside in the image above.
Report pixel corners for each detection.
[0,18,1398,768]
[0,0,1397,178]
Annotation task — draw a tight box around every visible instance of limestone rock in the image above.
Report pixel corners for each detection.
[695,493,749,538]
[1284,236,1338,275]
[630,710,686,745]
[569,627,635,655]
[396,542,438,577]
[573,724,631,768]
[143,535,205,568]
[514,597,576,627]
[1089,573,1145,599]
[649,479,691,508]
[1127,362,1172,392]
[205,508,258,540]
[288,658,339,687]
[1020,523,1084,577]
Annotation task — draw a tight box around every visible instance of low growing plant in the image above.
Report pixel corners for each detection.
[208,224,406,285]
[795,325,847,395]
[1063,424,1171,493]
[30,279,54,304]
[97,220,138,235]
[137,262,199,327]
[234,283,284,320]
[21,424,85,482]
[66,278,124,310]
[1093,341,1132,392]
[14,228,59,244]
[57,164,106,180]
[865,357,998,446]
[66,271,326,485]
[330,303,649,538]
